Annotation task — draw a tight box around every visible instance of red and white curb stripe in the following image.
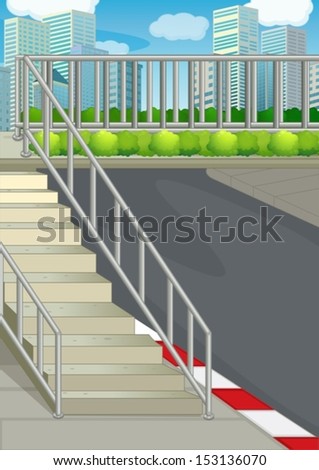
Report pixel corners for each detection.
[135,320,319,450]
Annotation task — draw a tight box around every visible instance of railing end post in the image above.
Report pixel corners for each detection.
[53,412,64,420]
[203,412,214,421]
[20,150,32,158]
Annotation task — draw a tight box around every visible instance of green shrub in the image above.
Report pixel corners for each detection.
[198,131,211,156]
[237,131,259,156]
[207,130,238,156]
[150,131,180,156]
[297,131,319,156]
[59,130,92,156]
[89,131,118,156]
[136,131,154,156]
[117,131,139,156]
[30,131,60,156]
[256,131,274,157]
[268,131,299,156]
[179,131,200,156]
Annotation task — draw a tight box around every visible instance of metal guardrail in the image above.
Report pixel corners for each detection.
[13,54,319,138]
[0,242,63,418]
[16,55,214,418]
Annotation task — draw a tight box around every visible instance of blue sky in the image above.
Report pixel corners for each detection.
[0,0,318,62]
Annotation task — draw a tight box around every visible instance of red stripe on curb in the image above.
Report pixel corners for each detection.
[213,389,273,410]
[156,341,205,366]
[275,437,319,450]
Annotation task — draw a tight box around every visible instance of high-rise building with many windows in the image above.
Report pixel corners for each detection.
[0,65,11,131]
[258,26,307,111]
[4,17,50,128]
[195,5,259,110]
[42,10,96,81]
[71,45,142,111]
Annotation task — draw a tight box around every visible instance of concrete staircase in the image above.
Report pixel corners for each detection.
[0,172,203,416]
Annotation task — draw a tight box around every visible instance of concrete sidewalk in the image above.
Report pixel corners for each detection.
[207,169,319,227]
[0,339,283,450]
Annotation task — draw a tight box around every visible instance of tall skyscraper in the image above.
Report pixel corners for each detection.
[258,26,307,111]
[4,17,50,127]
[33,69,69,110]
[310,62,319,109]
[195,5,259,110]
[71,45,142,111]
[42,10,96,81]
[0,65,11,131]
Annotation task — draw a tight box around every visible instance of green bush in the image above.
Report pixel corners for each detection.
[256,131,274,157]
[237,131,259,156]
[117,131,139,156]
[150,130,180,156]
[198,131,211,156]
[59,130,91,156]
[297,131,319,156]
[207,130,238,156]
[268,131,299,156]
[136,131,154,156]
[179,131,200,156]
[30,131,60,156]
[89,131,118,156]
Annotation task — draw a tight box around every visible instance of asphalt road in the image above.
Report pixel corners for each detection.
[49,168,319,436]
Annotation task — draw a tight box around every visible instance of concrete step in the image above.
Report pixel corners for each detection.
[3,246,96,273]
[44,364,185,391]
[0,203,71,222]
[23,334,162,364]
[60,390,203,415]
[4,273,112,303]
[0,222,80,245]
[0,172,48,190]
[0,190,58,204]
[5,302,133,335]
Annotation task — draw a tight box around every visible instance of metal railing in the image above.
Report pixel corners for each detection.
[13,54,319,139]
[0,242,63,418]
[16,55,214,418]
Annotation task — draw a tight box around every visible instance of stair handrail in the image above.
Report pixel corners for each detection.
[0,242,63,418]
[18,55,213,419]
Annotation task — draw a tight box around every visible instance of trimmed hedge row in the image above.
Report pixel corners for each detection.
[30,130,319,157]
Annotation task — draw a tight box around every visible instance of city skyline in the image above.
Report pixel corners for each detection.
[0,0,317,63]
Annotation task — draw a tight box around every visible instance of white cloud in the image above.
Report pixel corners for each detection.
[149,13,209,41]
[96,40,129,55]
[6,0,100,20]
[245,0,313,26]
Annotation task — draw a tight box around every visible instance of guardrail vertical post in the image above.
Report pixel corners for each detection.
[147,61,153,123]
[225,61,232,123]
[160,60,167,128]
[139,239,145,301]
[21,59,32,157]
[68,61,75,193]
[199,61,205,123]
[204,332,214,420]
[121,61,127,124]
[245,61,252,129]
[274,60,282,129]
[103,61,110,129]
[173,61,179,123]
[188,61,195,128]
[17,280,23,344]
[187,309,194,374]
[54,332,63,419]
[302,60,310,129]
[114,199,121,265]
[217,61,223,129]
[251,61,257,124]
[75,61,82,129]
[167,280,173,343]
[94,61,101,124]
[37,308,43,375]
[132,61,138,129]
[90,164,97,229]
[42,61,50,156]
[13,57,22,141]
